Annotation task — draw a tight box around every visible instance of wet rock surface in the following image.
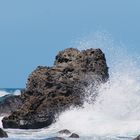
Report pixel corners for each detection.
[0,94,23,115]
[58,129,71,135]
[69,133,80,138]
[0,128,8,138]
[45,137,65,140]
[134,135,140,140]
[2,48,109,129]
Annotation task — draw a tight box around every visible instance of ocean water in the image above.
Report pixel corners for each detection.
[0,32,140,139]
[0,89,21,98]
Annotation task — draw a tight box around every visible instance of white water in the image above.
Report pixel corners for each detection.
[50,32,140,139]
[1,32,140,139]
[0,90,21,97]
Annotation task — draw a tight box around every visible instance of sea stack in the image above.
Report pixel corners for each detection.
[2,48,109,129]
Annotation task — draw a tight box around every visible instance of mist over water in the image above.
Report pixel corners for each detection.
[1,32,140,139]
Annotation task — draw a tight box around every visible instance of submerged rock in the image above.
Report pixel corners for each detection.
[0,128,8,138]
[58,129,71,135]
[2,48,109,129]
[69,133,80,138]
[45,137,65,140]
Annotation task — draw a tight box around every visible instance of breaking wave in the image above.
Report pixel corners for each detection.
[0,89,21,97]
[50,32,140,139]
[1,32,140,140]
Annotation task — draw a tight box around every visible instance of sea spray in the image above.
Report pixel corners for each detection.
[0,89,21,98]
[1,33,140,139]
[49,32,140,139]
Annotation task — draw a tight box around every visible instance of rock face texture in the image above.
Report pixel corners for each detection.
[0,128,8,138]
[58,129,71,135]
[0,94,23,115]
[2,48,109,129]
[134,135,140,140]
[69,133,80,138]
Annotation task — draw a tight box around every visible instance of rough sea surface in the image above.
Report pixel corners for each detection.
[0,33,140,140]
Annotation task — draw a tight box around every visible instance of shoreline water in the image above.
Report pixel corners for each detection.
[1,40,140,139]
[0,89,21,97]
[0,89,139,140]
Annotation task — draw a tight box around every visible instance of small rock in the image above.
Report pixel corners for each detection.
[58,129,71,135]
[45,137,65,140]
[0,128,8,138]
[69,133,79,138]
[134,135,140,140]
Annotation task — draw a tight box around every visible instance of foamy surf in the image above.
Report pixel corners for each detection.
[0,90,10,97]
[1,32,140,140]
[0,89,21,98]
[49,32,140,139]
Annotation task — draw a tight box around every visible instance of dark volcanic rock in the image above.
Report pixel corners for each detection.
[0,128,8,138]
[0,94,23,115]
[58,129,71,135]
[69,133,80,138]
[134,135,140,140]
[45,137,65,140]
[2,48,109,129]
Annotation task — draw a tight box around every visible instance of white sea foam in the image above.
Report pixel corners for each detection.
[0,117,3,128]
[12,90,21,96]
[0,90,9,97]
[1,32,140,140]
[0,89,21,97]
[49,32,140,139]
